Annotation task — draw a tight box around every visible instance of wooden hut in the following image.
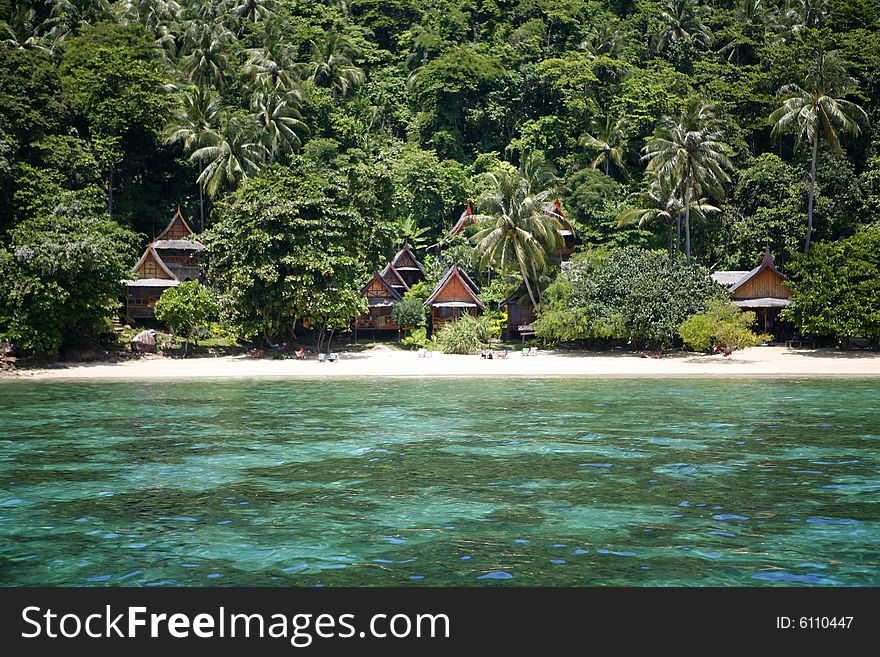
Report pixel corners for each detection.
[124,208,205,320]
[424,264,484,332]
[151,207,205,281]
[501,291,536,341]
[387,245,426,289]
[355,271,403,332]
[711,247,793,340]
[551,200,576,262]
[125,246,180,319]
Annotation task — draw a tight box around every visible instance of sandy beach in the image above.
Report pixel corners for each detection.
[9,345,880,380]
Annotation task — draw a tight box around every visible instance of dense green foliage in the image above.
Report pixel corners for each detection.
[679,298,772,351]
[433,313,495,354]
[391,297,426,329]
[204,164,390,346]
[533,248,721,346]
[154,280,220,344]
[1,1,878,351]
[0,208,138,353]
[782,226,880,343]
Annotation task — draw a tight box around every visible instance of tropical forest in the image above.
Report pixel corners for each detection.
[1,0,879,358]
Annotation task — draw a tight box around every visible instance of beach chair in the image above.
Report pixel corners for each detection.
[329,353,339,362]
[522,347,529,356]
[295,348,305,360]
[529,346,538,356]
[497,349,508,359]
[416,348,427,358]
[318,353,326,363]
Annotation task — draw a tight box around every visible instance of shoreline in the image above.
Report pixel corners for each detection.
[7,346,880,381]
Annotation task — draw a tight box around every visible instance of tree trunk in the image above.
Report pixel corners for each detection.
[198,160,205,232]
[805,129,819,254]
[518,257,539,309]
[530,260,541,304]
[108,165,114,219]
[676,211,681,258]
[684,170,692,265]
[605,156,610,177]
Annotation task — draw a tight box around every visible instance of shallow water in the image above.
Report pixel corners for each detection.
[0,377,878,587]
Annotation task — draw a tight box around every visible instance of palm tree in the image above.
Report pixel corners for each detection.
[226,0,272,26]
[306,32,365,99]
[784,0,828,33]
[654,0,712,53]
[642,102,733,264]
[580,114,626,177]
[40,0,112,47]
[191,112,267,197]
[249,80,308,161]
[618,170,720,257]
[471,155,569,308]
[163,87,221,230]
[180,20,235,89]
[242,27,300,91]
[769,52,867,253]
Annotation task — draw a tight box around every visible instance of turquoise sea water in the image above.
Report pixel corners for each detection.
[0,377,878,587]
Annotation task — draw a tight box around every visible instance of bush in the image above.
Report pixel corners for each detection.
[533,248,722,347]
[434,314,493,354]
[154,281,219,347]
[401,326,429,349]
[679,298,772,352]
[392,298,426,329]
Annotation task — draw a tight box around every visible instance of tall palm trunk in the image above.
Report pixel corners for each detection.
[805,129,819,254]
[518,255,539,309]
[675,212,681,257]
[198,160,205,231]
[108,165,114,219]
[684,167,692,265]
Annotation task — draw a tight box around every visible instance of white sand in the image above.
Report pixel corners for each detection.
[12,346,880,380]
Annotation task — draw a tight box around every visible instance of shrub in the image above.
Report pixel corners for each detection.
[401,326,429,349]
[392,298,426,329]
[679,298,772,352]
[154,281,219,351]
[434,314,493,354]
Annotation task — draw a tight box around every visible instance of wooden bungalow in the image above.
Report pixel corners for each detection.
[381,262,410,295]
[424,264,484,332]
[551,200,576,262]
[501,291,536,341]
[711,247,793,340]
[151,207,205,281]
[125,246,180,319]
[124,208,205,320]
[355,271,403,332]
[388,245,427,289]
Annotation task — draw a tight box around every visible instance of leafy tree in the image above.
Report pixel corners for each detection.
[0,204,138,353]
[619,169,720,257]
[154,281,220,354]
[533,248,721,347]
[249,80,309,161]
[204,165,394,346]
[782,227,880,343]
[58,22,172,219]
[391,297,426,329]
[770,51,868,253]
